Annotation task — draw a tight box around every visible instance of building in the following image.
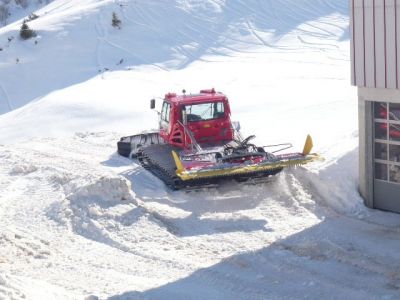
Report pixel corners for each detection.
[351,0,400,212]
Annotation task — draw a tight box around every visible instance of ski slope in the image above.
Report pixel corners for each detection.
[1,0,400,299]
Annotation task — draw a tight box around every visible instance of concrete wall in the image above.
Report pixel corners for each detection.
[358,97,373,207]
[359,86,400,101]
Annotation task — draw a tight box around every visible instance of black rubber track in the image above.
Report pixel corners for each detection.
[137,144,182,189]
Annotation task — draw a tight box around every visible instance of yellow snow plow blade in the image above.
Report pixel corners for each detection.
[173,135,320,181]
[302,134,313,155]
[172,149,185,173]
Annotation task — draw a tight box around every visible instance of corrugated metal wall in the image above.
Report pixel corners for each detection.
[351,0,400,89]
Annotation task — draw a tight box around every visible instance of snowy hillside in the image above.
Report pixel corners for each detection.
[1,0,400,299]
[0,0,349,113]
[0,0,53,27]
[0,0,354,148]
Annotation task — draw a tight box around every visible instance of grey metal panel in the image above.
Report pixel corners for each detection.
[358,98,374,208]
[397,3,400,89]
[358,99,368,200]
[350,0,356,85]
[386,0,397,89]
[354,0,366,86]
[374,180,400,212]
[375,0,386,88]
[365,101,374,207]
[364,0,376,87]
[351,0,400,89]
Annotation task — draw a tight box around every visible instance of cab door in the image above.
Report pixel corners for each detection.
[159,101,171,138]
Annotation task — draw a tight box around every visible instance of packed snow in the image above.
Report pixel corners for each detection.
[1,0,400,299]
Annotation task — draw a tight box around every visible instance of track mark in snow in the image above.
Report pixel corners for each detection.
[0,271,79,300]
[0,229,51,260]
[245,20,290,51]
[297,35,339,51]
[103,39,169,72]
[121,2,160,32]
[95,6,168,72]
[0,273,27,300]
[95,10,108,73]
[0,83,11,112]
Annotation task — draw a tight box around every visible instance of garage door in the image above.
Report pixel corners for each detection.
[373,102,400,212]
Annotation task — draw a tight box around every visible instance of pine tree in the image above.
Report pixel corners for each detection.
[112,12,121,29]
[20,21,36,40]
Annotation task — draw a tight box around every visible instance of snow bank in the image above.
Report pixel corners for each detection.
[294,147,367,216]
[9,163,38,175]
[66,175,136,203]
[52,175,138,231]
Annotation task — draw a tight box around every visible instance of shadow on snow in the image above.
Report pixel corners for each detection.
[108,216,400,300]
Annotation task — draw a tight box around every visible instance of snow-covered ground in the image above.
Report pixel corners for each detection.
[1,0,400,299]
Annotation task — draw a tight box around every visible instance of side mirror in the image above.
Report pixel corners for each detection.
[150,99,156,109]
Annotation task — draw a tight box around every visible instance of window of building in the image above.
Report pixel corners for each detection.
[390,165,400,183]
[374,102,387,119]
[375,162,388,181]
[375,142,387,160]
[389,144,400,162]
[389,103,400,121]
[373,101,400,185]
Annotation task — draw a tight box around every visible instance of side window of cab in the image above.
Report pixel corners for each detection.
[160,101,171,134]
[161,101,171,123]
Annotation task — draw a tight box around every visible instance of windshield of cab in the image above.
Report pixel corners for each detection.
[183,102,225,122]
